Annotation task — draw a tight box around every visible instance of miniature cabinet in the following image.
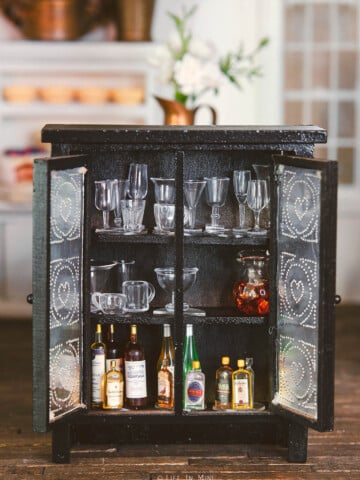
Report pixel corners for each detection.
[32,125,337,463]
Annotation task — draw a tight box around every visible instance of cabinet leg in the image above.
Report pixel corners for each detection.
[287,422,308,463]
[52,422,72,464]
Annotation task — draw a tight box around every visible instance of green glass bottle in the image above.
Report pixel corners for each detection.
[182,324,200,406]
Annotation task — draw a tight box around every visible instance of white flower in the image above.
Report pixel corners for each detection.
[174,54,223,97]
[147,6,267,106]
[148,46,175,85]
[174,54,205,96]
[167,31,183,56]
[201,61,223,90]
[188,37,215,60]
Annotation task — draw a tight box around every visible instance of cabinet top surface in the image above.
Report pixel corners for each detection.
[42,124,327,145]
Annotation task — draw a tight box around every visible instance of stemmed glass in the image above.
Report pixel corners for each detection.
[246,179,269,236]
[154,267,204,316]
[128,163,148,199]
[233,170,251,235]
[184,179,206,234]
[253,164,271,229]
[113,179,129,228]
[204,177,230,233]
[94,179,116,230]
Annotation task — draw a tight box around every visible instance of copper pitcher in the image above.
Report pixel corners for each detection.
[154,96,217,126]
[1,0,102,40]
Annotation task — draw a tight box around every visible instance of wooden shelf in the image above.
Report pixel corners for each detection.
[94,229,269,247]
[90,307,267,326]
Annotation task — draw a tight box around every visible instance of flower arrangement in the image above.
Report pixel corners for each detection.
[149,5,269,108]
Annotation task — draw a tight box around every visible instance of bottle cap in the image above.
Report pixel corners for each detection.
[96,324,102,333]
[110,360,116,369]
[192,360,200,369]
[221,356,230,365]
[237,359,245,368]
[130,324,137,335]
[186,324,193,335]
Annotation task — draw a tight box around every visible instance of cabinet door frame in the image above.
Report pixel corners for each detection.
[269,153,337,432]
[33,154,90,432]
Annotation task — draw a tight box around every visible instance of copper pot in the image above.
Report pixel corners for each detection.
[1,0,102,40]
[115,0,155,42]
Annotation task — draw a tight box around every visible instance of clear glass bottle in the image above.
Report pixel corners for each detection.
[103,359,124,409]
[106,323,122,372]
[185,360,205,410]
[215,356,233,409]
[246,356,255,403]
[157,358,174,409]
[91,323,106,408]
[182,324,200,406]
[124,324,147,409]
[157,324,175,409]
[232,358,253,409]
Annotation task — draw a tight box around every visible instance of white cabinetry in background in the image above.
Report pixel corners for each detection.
[0,41,159,317]
[0,203,32,317]
[0,42,159,151]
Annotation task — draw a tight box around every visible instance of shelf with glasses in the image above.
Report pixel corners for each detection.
[90,311,175,326]
[90,308,266,326]
[93,229,269,247]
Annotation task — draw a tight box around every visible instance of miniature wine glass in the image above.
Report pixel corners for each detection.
[151,177,175,204]
[204,176,230,233]
[113,178,130,228]
[128,163,148,200]
[253,164,271,229]
[233,170,251,235]
[184,179,206,234]
[94,179,116,230]
[154,267,204,316]
[246,179,269,236]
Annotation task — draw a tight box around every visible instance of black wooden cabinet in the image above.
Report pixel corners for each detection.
[32,125,337,463]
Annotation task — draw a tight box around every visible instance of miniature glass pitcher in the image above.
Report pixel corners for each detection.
[232,255,269,316]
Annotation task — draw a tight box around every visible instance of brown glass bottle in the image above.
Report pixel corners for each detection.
[105,324,122,373]
[124,324,147,409]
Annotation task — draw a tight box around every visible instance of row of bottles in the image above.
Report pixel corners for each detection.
[91,323,174,410]
[91,323,254,411]
[183,324,254,411]
[215,356,255,410]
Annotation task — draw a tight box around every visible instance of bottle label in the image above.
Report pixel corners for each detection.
[158,369,171,401]
[216,379,231,404]
[106,377,124,408]
[125,360,147,399]
[187,380,204,404]
[233,378,249,405]
[91,351,105,403]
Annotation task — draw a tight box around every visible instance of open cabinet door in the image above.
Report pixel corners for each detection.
[270,154,337,431]
[32,155,89,432]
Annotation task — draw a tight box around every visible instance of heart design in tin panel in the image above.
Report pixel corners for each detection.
[60,198,72,223]
[294,197,309,221]
[290,279,305,304]
[58,281,71,307]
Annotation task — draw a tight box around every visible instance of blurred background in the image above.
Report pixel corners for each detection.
[0,0,358,318]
